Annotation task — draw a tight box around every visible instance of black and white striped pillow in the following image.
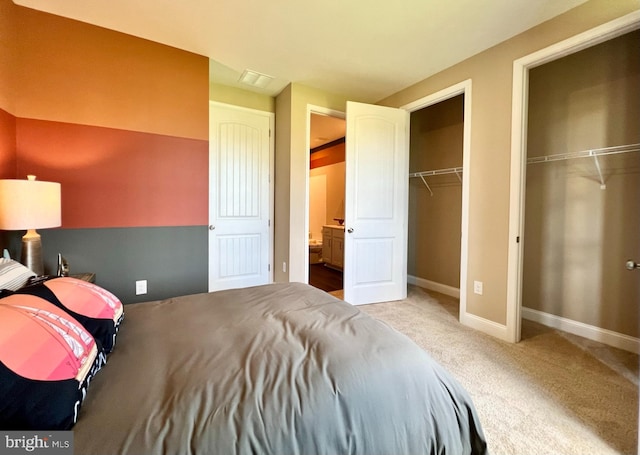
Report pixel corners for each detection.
[0,259,36,291]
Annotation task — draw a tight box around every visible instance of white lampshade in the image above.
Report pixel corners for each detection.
[0,175,61,275]
[0,175,61,230]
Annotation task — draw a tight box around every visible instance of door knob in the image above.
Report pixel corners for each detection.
[209,225,215,231]
[347,228,354,233]
[626,260,639,271]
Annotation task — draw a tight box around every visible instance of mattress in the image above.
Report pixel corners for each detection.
[73,282,487,455]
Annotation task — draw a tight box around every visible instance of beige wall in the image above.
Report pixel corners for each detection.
[308,173,326,240]
[274,83,351,282]
[523,30,640,338]
[408,95,463,288]
[209,82,275,113]
[274,84,293,281]
[379,0,640,325]
[310,161,346,238]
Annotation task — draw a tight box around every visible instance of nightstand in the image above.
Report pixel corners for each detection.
[70,272,96,283]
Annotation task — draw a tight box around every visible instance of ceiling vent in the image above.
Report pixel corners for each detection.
[238,69,274,89]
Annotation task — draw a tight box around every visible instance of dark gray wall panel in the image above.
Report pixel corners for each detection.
[2,226,208,304]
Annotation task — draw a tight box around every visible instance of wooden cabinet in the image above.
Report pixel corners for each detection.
[322,225,344,270]
[331,229,344,268]
[322,227,332,264]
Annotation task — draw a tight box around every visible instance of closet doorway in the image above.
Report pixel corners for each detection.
[408,94,464,299]
[508,13,640,351]
[307,112,346,294]
[402,79,472,324]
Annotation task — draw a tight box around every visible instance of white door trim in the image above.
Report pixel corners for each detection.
[400,79,472,329]
[208,101,275,288]
[506,11,640,343]
[304,105,345,283]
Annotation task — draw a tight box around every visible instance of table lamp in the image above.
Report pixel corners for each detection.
[0,175,61,275]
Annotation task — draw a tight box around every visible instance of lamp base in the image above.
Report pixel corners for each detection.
[21,229,44,276]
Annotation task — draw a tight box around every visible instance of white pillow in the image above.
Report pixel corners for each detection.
[0,258,36,291]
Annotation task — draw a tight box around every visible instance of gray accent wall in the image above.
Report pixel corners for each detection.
[2,226,208,304]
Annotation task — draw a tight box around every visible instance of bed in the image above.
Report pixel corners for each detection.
[68,282,487,455]
[0,265,487,454]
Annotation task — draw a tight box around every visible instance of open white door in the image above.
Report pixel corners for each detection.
[209,102,273,291]
[344,101,409,305]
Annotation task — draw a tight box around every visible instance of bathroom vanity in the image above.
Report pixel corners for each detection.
[322,225,345,270]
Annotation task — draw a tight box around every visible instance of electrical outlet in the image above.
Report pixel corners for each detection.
[135,280,147,295]
[282,262,287,273]
[473,280,483,295]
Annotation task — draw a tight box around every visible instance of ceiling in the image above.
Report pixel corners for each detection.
[310,114,346,150]
[14,0,588,102]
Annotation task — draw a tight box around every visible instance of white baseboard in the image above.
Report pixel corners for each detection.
[522,307,640,354]
[408,275,514,341]
[408,275,460,299]
[460,311,511,342]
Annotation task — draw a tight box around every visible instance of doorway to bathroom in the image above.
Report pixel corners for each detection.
[308,112,346,294]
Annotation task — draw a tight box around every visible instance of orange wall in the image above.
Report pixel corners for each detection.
[12,4,208,140]
[2,3,209,229]
[0,2,17,177]
[310,141,345,169]
[16,118,208,228]
[0,109,16,178]
[0,2,17,113]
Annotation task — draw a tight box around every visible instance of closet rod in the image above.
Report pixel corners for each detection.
[409,166,463,196]
[527,143,640,190]
[526,143,640,164]
[409,166,463,177]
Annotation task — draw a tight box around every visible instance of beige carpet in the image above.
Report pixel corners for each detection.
[336,286,639,455]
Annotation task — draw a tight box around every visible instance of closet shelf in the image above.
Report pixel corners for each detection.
[409,166,462,196]
[527,143,640,190]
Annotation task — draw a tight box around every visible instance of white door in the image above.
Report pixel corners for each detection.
[209,102,273,291]
[344,101,409,305]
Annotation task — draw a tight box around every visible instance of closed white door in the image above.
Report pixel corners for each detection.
[344,101,409,305]
[209,102,273,291]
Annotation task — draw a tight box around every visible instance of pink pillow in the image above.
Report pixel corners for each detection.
[0,294,104,429]
[18,277,124,354]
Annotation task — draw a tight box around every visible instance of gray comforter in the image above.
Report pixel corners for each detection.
[74,282,487,455]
